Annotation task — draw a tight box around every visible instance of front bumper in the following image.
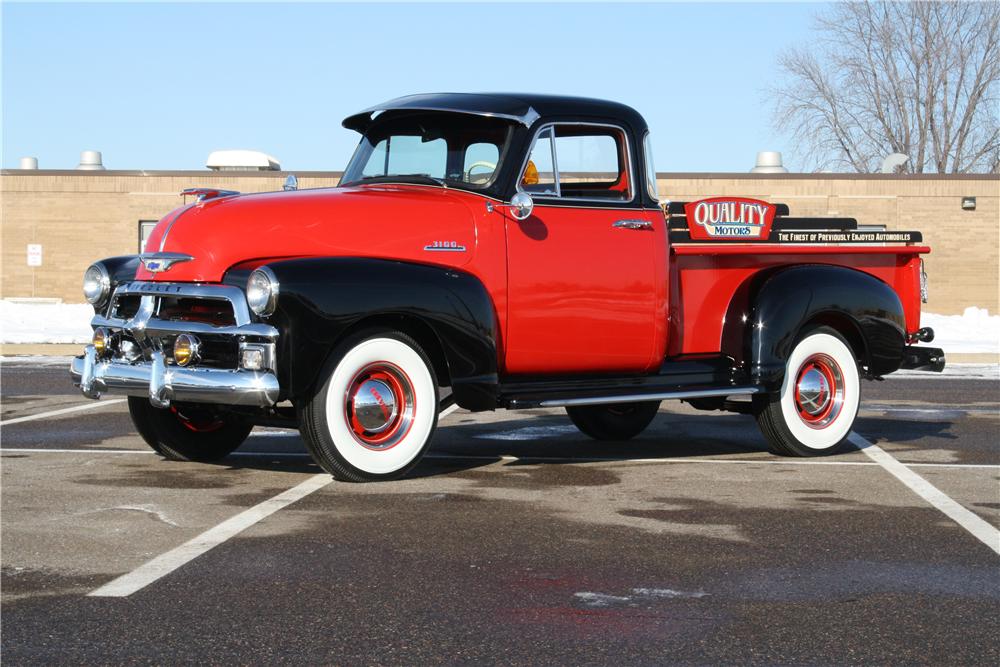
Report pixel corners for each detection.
[71,345,280,407]
[71,280,281,408]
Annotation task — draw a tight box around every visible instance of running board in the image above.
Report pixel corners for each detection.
[536,386,763,408]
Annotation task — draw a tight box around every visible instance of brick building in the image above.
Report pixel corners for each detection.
[1,170,996,315]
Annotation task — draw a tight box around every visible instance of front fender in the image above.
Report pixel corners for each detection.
[248,257,499,410]
[748,265,906,388]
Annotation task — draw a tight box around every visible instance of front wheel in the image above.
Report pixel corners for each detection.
[566,401,661,441]
[755,326,861,456]
[298,330,439,482]
[128,397,252,461]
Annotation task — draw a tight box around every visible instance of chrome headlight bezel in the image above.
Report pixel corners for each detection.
[83,263,111,306]
[246,267,279,317]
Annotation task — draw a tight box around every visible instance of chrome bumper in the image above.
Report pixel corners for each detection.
[71,345,280,408]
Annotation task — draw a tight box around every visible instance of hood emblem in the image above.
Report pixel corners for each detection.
[140,252,194,273]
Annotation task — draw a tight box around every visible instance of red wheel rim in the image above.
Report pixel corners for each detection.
[171,406,225,433]
[344,362,416,451]
[793,353,845,430]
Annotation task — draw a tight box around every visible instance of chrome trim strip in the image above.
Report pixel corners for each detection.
[538,386,762,408]
[71,351,280,408]
[362,105,539,127]
[157,204,196,252]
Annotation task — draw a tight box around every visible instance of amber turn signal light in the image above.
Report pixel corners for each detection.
[522,160,539,186]
[173,334,201,367]
[92,327,110,357]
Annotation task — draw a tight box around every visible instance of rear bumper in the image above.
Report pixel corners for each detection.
[899,345,946,373]
[71,345,280,408]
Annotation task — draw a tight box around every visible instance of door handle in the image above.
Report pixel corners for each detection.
[613,219,653,230]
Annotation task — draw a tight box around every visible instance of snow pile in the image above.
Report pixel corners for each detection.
[1,300,998,354]
[1,300,94,344]
[921,307,1000,354]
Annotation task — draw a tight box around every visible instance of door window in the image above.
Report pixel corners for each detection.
[519,124,632,202]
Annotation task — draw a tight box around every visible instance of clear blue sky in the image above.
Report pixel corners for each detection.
[2,1,825,172]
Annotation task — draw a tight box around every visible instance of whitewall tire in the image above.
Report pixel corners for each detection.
[756,326,860,456]
[299,330,438,482]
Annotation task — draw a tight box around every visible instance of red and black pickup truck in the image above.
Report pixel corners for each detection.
[71,93,944,482]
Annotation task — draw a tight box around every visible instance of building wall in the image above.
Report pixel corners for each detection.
[2,170,996,315]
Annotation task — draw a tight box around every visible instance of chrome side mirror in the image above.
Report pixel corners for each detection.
[283,174,298,191]
[509,192,534,220]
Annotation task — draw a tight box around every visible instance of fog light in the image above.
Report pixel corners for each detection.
[92,327,111,357]
[240,347,265,370]
[173,334,201,367]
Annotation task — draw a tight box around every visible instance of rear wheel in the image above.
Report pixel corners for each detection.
[755,326,860,456]
[566,401,660,441]
[128,397,252,461]
[298,329,439,482]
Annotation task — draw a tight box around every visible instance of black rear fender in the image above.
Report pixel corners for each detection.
[257,258,499,410]
[743,265,906,388]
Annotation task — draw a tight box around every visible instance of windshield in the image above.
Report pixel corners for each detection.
[340,112,513,191]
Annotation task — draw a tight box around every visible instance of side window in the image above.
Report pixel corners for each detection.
[643,133,659,202]
[521,127,557,195]
[463,142,500,185]
[519,124,632,201]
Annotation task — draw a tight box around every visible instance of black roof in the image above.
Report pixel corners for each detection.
[342,93,648,133]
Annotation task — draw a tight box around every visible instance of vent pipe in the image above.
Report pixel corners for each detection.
[750,151,788,173]
[77,150,105,170]
[18,157,38,170]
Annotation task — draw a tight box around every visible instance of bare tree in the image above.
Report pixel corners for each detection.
[774,1,1000,173]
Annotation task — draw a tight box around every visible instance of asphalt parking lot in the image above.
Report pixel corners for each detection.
[2,358,998,665]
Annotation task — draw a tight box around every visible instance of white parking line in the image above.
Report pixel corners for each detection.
[85,404,466,597]
[0,399,126,426]
[849,433,1000,556]
[88,473,333,597]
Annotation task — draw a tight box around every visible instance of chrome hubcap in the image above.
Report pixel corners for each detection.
[351,379,398,434]
[796,367,831,416]
[345,363,416,450]
[793,353,845,430]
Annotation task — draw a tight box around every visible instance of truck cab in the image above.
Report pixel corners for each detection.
[71,93,944,481]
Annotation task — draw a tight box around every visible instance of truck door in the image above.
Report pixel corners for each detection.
[504,123,660,375]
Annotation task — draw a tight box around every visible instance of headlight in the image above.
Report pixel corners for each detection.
[83,263,111,306]
[246,267,279,316]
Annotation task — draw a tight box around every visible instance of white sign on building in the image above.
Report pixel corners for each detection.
[27,244,42,267]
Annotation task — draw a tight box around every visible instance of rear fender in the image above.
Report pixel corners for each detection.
[745,265,906,388]
[253,257,499,410]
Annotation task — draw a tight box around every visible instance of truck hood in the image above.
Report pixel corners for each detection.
[138,185,481,283]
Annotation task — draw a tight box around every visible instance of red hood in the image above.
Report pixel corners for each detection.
[138,185,482,282]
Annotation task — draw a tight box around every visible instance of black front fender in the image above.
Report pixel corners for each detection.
[255,258,499,410]
[748,265,906,388]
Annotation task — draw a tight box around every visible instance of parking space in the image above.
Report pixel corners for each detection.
[1,359,998,664]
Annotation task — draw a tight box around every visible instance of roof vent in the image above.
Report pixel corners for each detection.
[880,153,909,174]
[77,150,105,170]
[750,151,788,174]
[206,150,281,171]
[19,157,38,170]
